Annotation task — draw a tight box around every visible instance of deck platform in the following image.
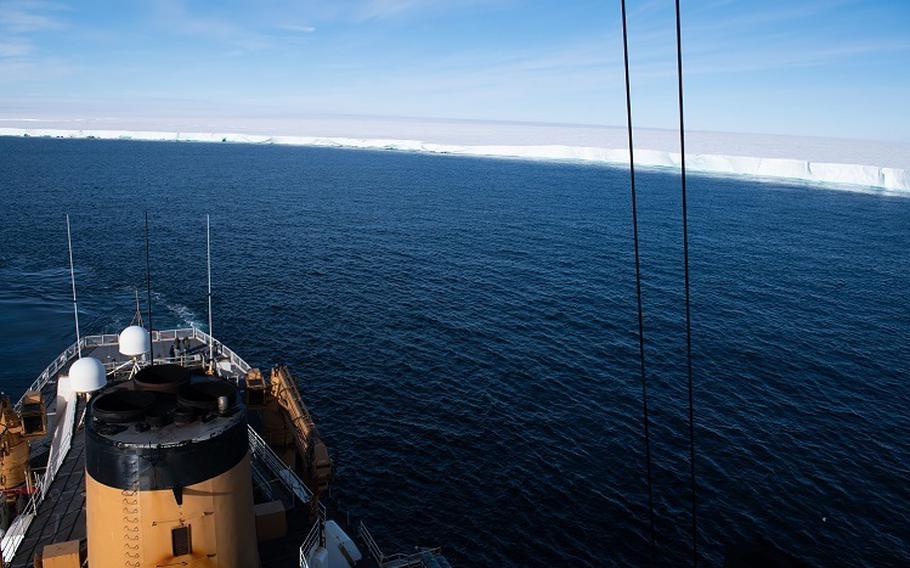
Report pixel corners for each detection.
[9,419,86,568]
[4,330,256,568]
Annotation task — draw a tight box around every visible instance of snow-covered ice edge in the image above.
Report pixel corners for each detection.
[3,127,908,195]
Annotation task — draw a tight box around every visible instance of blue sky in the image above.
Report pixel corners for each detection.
[1,0,908,141]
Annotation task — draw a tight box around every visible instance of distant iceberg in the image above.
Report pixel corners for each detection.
[1,127,907,195]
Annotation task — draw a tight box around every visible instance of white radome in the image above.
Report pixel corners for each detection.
[119,325,150,357]
[69,357,107,393]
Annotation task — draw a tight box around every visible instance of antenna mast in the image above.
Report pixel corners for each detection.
[133,288,144,326]
[206,214,214,365]
[65,214,82,358]
[145,212,155,361]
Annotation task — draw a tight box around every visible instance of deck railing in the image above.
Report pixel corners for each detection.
[247,426,313,503]
[0,501,37,565]
[298,519,322,568]
[358,522,387,565]
[5,327,254,566]
[40,392,77,499]
[149,327,251,375]
[188,327,252,375]
[358,523,444,568]
[16,327,251,412]
[15,338,82,411]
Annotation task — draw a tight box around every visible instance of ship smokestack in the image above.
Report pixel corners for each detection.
[85,364,259,567]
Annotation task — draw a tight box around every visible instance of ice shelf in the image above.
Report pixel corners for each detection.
[2,127,907,195]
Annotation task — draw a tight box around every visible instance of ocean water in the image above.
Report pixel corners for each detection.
[0,137,908,566]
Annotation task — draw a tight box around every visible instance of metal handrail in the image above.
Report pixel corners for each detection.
[298,520,321,568]
[247,427,313,503]
[41,393,77,499]
[14,338,82,411]
[0,495,38,564]
[190,327,252,375]
[357,522,444,568]
[248,426,331,568]
[5,327,254,566]
[358,522,386,566]
[1,467,51,563]
[15,328,252,412]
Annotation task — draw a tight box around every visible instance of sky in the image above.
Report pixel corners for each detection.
[0,0,908,141]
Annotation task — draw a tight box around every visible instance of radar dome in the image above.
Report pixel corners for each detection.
[119,325,150,357]
[70,357,107,393]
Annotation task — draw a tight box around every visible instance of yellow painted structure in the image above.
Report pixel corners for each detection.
[0,435,28,493]
[0,395,30,494]
[85,454,260,568]
[41,540,81,568]
[266,366,332,494]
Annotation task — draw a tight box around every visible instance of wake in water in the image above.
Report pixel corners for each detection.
[149,290,205,330]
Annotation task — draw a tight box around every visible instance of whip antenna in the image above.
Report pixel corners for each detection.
[206,214,214,365]
[674,0,699,563]
[145,212,155,361]
[65,214,82,358]
[132,288,144,327]
[619,0,656,562]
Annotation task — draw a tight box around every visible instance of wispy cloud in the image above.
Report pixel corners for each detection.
[0,0,67,34]
[351,0,504,22]
[151,0,273,51]
[0,39,34,57]
[685,39,910,76]
[687,0,858,30]
[0,0,906,140]
[277,23,316,33]
[0,0,75,81]
[355,0,434,21]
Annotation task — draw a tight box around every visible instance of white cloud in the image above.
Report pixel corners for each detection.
[152,0,273,51]
[0,0,68,74]
[0,39,33,57]
[352,0,502,22]
[278,23,316,33]
[355,0,429,21]
[0,0,66,34]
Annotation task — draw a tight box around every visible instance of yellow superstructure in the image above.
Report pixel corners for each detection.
[83,366,260,568]
[85,454,258,568]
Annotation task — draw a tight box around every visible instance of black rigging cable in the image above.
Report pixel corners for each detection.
[674,0,699,564]
[619,0,656,562]
[145,212,155,360]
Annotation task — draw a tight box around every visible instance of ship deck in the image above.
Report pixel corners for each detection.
[9,332,213,568]
[6,331,314,568]
[4,329,448,568]
[9,413,86,568]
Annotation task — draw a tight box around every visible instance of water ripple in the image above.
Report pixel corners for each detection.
[0,138,908,566]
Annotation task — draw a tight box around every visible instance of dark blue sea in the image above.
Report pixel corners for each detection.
[0,137,908,567]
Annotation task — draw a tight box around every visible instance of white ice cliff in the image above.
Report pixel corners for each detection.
[1,127,907,194]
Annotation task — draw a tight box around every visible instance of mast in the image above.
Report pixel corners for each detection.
[65,214,82,358]
[207,214,214,364]
[145,212,155,361]
[133,288,144,326]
